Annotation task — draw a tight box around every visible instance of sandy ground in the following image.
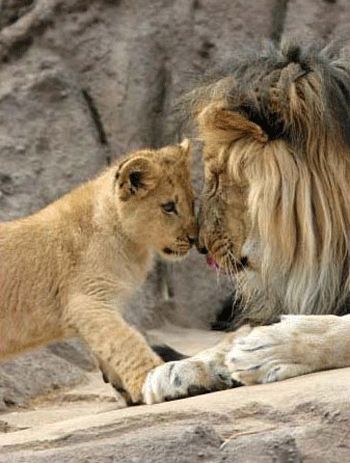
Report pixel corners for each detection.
[0,327,349,462]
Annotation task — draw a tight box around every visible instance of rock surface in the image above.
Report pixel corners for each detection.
[0,328,349,462]
[0,347,87,411]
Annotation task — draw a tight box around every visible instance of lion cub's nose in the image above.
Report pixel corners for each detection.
[196,234,208,254]
[188,236,197,246]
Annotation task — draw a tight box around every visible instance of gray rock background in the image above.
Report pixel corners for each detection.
[1,367,349,463]
[0,0,349,408]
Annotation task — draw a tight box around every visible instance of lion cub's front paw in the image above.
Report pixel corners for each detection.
[142,359,234,405]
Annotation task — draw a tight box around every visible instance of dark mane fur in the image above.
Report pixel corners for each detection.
[186,39,350,151]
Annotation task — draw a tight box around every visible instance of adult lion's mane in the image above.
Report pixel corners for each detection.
[189,40,350,323]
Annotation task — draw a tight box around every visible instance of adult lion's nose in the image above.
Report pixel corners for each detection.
[197,246,208,255]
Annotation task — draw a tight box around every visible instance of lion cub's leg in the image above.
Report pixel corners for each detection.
[142,327,251,404]
[226,315,350,385]
[66,294,163,404]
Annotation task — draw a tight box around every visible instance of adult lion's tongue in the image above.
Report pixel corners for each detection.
[206,255,219,269]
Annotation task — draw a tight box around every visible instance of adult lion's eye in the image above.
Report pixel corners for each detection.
[161,201,177,214]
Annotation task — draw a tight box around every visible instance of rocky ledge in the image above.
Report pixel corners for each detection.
[0,329,348,463]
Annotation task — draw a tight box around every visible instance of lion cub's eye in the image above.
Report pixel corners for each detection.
[161,201,177,214]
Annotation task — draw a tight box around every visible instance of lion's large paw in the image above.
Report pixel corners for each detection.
[142,358,234,405]
[226,317,318,385]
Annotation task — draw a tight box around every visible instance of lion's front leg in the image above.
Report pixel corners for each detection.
[226,315,350,385]
[66,294,163,404]
[143,327,251,404]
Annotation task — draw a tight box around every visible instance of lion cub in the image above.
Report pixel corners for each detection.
[0,140,196,404]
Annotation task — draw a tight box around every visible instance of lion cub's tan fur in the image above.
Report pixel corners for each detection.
[0,141,196,404]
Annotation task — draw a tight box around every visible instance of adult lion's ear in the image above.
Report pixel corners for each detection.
[116,156,160,201]
[197,103,268,144]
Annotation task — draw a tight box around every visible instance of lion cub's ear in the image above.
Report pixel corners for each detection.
[179,138,191,154]
[116,156,160,201]
[177,138,192,165]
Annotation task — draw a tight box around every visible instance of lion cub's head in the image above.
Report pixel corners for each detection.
[114,140,197,261]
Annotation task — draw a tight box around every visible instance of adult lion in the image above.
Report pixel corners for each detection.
[143,40,350,404]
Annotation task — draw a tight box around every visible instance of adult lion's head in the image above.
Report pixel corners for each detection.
[191,40,350,322]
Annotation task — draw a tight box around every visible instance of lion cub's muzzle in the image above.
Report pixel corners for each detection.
[162,235,197,259]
